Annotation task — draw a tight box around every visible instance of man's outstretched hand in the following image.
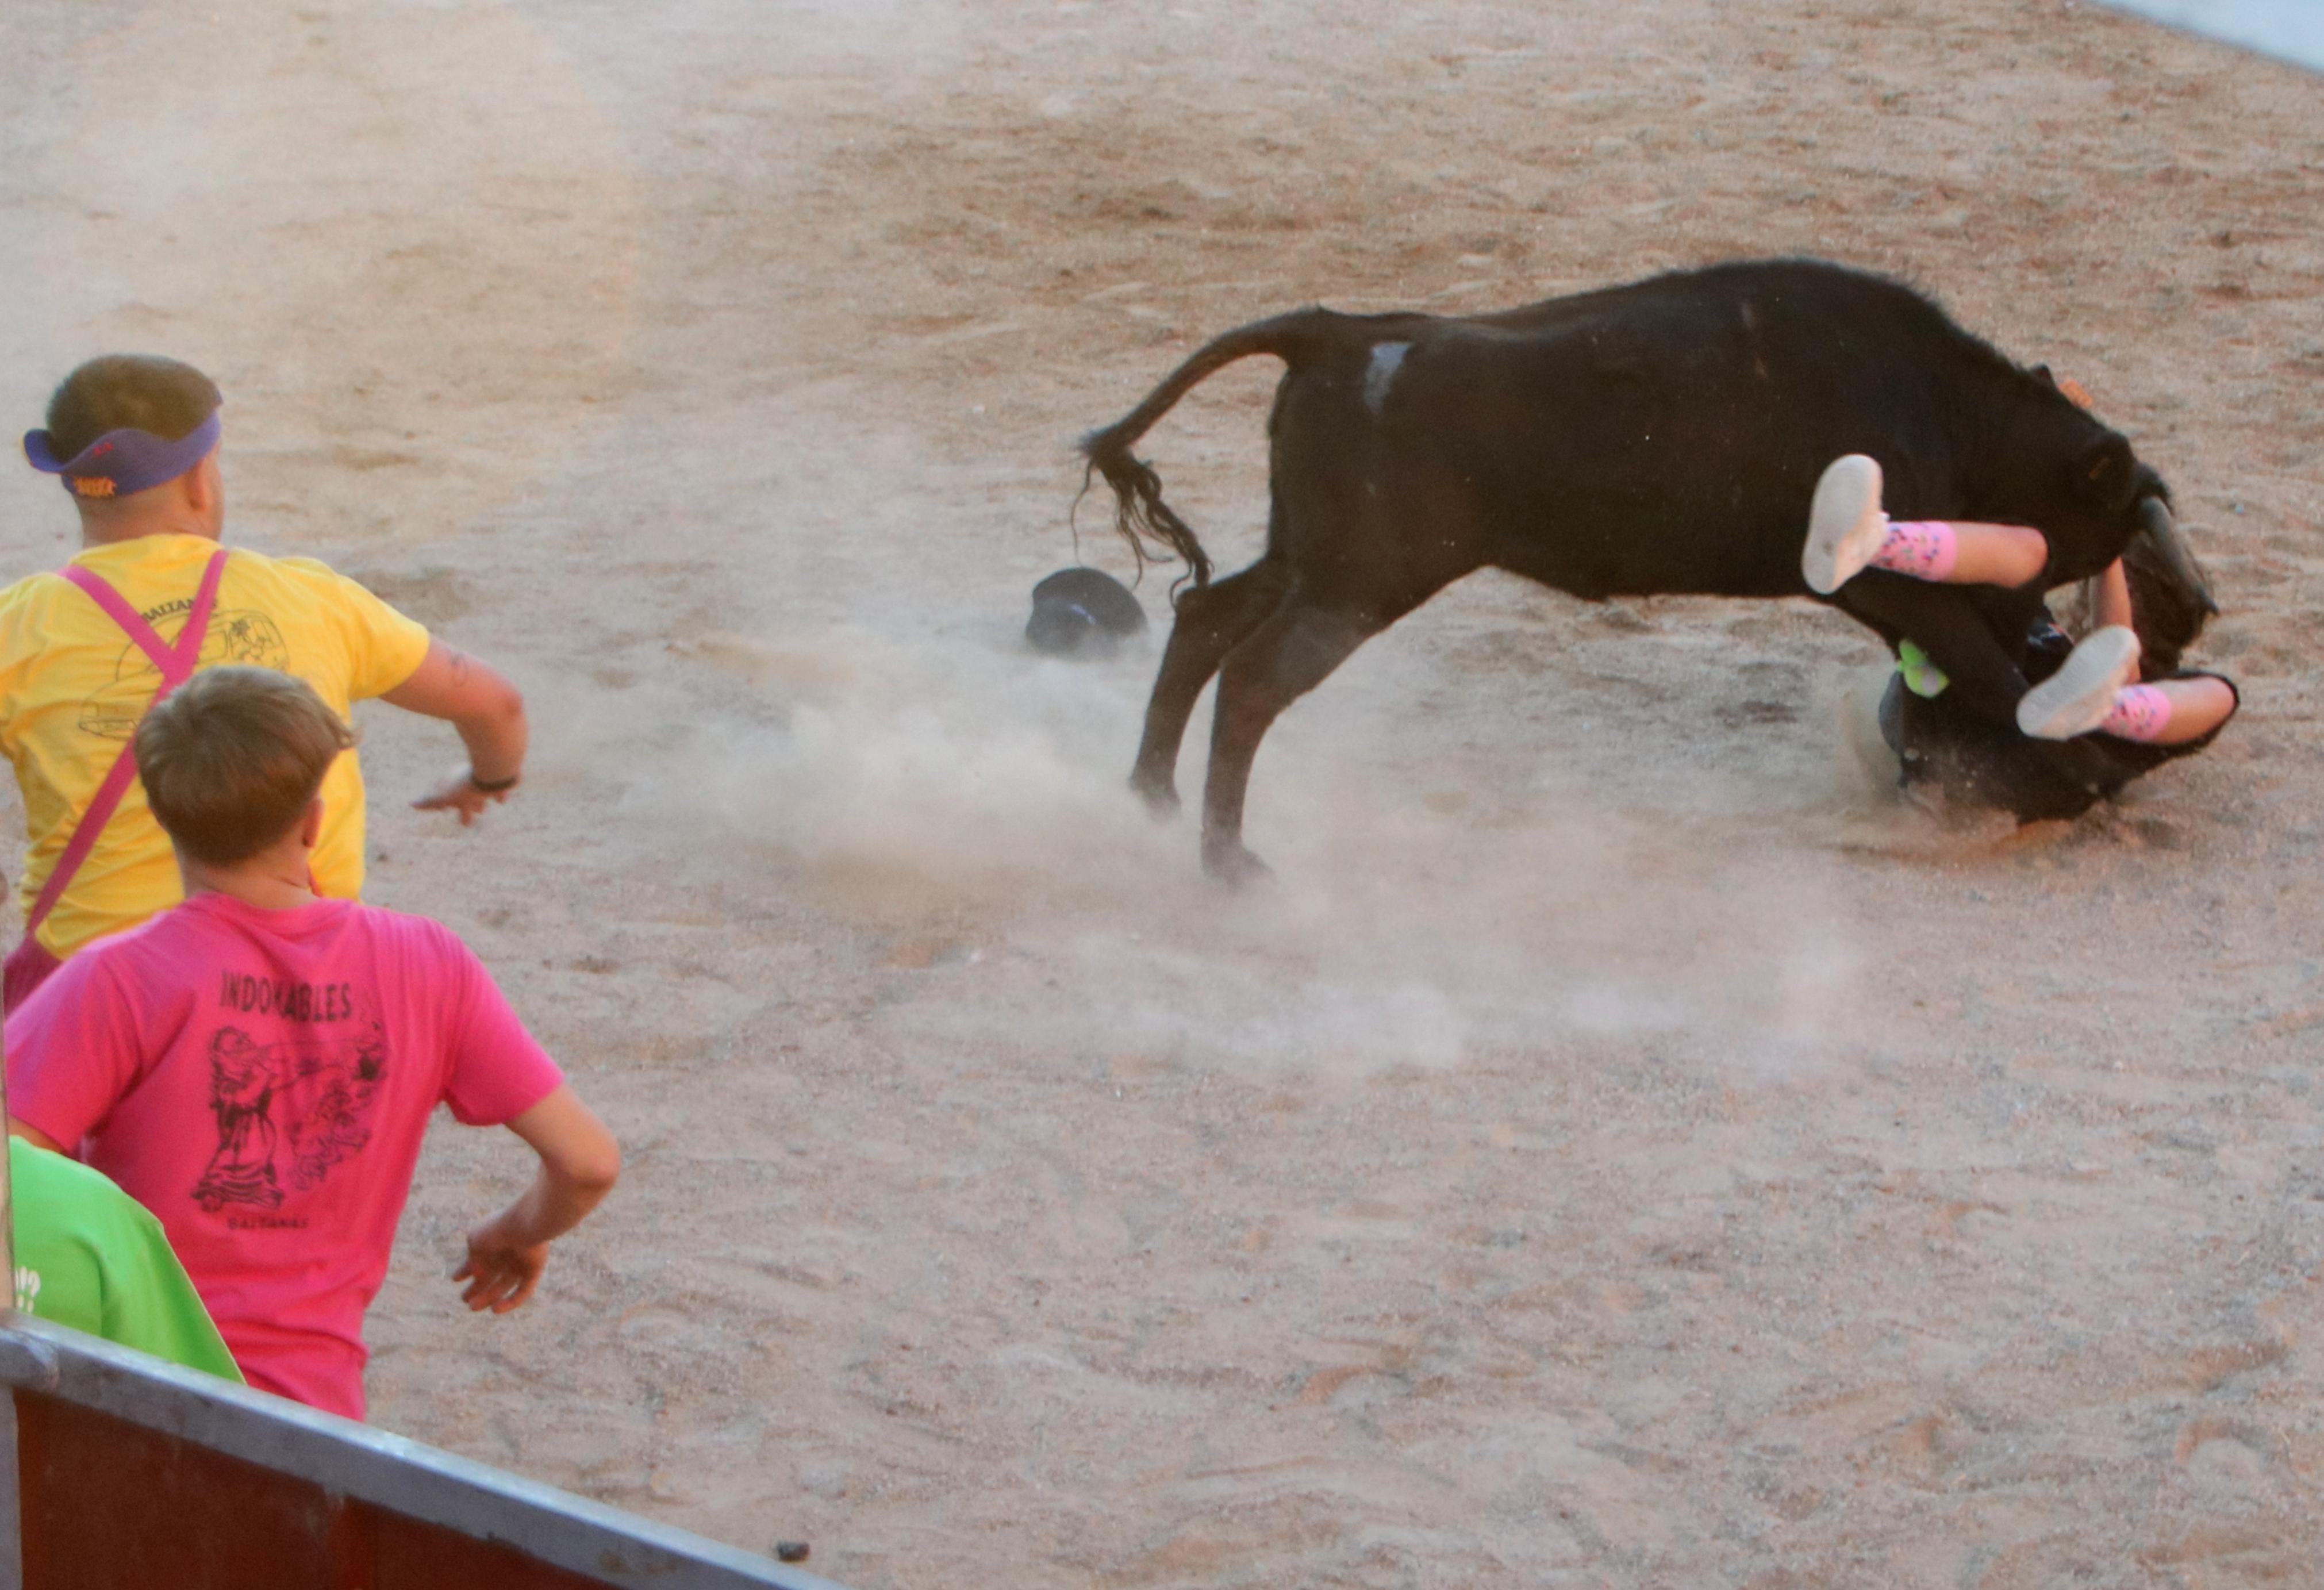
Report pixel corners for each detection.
[385,638,528,827]
[413,766,517,827]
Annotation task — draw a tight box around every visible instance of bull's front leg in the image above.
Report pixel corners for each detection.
[1837,575,2126,798]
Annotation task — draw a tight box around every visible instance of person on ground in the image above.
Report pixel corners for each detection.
[1802,452,2239,744]
[2,354,528,1012]
[3,667,617,1420]
[9,1134,243,1382]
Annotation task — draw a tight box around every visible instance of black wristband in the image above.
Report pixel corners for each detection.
[468,770,521,794]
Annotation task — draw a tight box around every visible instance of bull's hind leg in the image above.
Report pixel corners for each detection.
[1201,597,1383,884]
[1130,559,1290,817]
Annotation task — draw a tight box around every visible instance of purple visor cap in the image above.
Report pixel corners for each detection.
[23,408,221,499]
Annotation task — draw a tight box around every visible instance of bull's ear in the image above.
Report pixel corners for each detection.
[2032,363,2057,389]
[2074,433,2137,508]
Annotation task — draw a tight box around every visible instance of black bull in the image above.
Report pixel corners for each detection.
[1081,259,2218,880]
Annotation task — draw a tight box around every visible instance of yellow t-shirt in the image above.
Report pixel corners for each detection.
[0,535,431,957]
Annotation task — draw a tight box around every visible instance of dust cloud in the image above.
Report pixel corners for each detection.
[601,591,1880,1084]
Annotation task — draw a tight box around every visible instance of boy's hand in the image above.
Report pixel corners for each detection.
[413,765,517,827]
[452,1216,550,1313]
[455,1087,618,1317]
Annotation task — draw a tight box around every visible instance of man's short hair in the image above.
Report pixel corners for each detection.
[135,668,355,867]
[45,355,222,460]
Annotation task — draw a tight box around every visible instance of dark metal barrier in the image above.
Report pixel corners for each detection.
[0,1315,841,1590]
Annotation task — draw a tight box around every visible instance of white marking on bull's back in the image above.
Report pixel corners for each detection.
[1364,341,1412,415]
[1739,299,1771,380]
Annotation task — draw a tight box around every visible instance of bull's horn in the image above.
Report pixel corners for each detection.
[2136,496,2219,617]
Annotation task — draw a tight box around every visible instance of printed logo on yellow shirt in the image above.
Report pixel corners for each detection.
[76,607,291,739]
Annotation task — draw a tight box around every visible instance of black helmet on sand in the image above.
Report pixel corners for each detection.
[1026,567,1146,658]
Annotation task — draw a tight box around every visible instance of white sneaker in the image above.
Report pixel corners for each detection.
[2015,625,2142,740]
[1802,455,1890,595]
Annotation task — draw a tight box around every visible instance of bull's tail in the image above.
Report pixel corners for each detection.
[1078,309,1328,596]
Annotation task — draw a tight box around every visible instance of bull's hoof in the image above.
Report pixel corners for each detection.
[1202,837,1273,888]
[1131,769,1181,821]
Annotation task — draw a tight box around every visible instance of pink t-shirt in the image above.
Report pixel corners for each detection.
[5,893,563,1419]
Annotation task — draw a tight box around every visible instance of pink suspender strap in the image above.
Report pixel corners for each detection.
[21,548,230,941]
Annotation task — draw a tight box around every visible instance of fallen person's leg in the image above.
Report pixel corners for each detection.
[1885,659,2241,822]
[2013,625,2242,743]
[2090,674,2239,745]
[1803,454,2049,594]
[2014,624,2143,738]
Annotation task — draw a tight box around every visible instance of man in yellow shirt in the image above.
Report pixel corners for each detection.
[3,354,529,1007]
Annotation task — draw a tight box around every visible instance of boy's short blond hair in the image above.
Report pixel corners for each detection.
[135,667,356,866]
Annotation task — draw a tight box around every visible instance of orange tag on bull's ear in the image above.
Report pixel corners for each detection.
[2056,375,2095,410]
[69,476,116,498]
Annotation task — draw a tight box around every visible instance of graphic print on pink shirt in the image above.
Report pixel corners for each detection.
[2,893,563,1420]
[194,1014,389,1216]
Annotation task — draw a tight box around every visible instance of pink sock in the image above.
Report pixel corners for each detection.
[2100,683,2172,743]
[1870,520,1960,582]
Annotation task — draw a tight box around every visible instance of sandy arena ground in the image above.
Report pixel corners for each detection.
[4,2,2324,1585]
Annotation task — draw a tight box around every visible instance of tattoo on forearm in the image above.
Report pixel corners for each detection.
[445,646,475,686]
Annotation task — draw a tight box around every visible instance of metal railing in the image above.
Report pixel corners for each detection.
[0,1312,839,1589]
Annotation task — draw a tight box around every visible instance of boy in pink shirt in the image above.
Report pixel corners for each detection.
[5,667,619,1420]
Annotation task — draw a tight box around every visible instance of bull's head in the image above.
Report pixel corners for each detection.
[2121,495,2218,674]
[2028,367,2218,630]
[2057,451,2216,672]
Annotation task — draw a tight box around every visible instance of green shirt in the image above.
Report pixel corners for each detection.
[9,1137,243,1383]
